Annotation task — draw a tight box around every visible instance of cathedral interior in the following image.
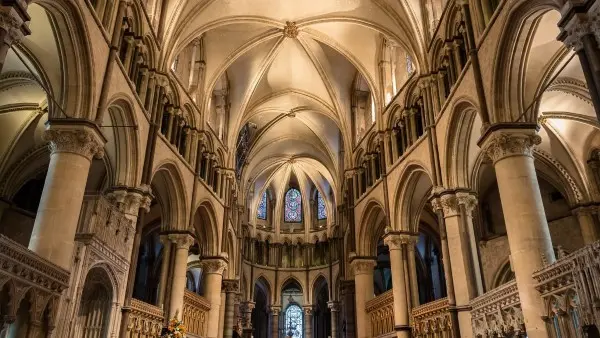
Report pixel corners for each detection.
[1,0,600,337]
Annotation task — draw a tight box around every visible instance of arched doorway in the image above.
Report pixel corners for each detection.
[77,267,113,337]
[281,279,303,338]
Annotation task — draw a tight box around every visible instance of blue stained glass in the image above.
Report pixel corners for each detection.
[257,192,267,220]
[285,188,302,222]
[285,304,303,338]
[317,191,327,220]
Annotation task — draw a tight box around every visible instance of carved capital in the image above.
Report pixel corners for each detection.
[43,127,105,160]
[271,306,282,316]
[456,191,478,216]
[480,130,541,164]
[327,301,340,312]
[350,258,376,276]
[222,279,239,293]
[201,257,228,275]
[303,306,313,316]
[383,232,412,250]
[0,8,26,46]
[168,233,194,250]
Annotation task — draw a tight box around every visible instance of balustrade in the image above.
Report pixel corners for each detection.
[183,289,211,337]
[0,235,70,333]
[77,194,135,259]
[533,241,600,337]
[125,299,164,338]
[470,280,525,337]
[411,297,454,337]
[366,290,395,337]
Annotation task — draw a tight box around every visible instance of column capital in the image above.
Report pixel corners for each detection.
[270,305,282,315]
[201,256,228,275]
[327,301,340,312]
[0,4,30,45]
[303,306,314,315]
[432,191,478,217]
[383,230,416,250]
[349,256,376,276]
[478,124,541,164]
[106,184,153,214]
[168,233,195,250]
[43,120,106,160]
[572,205,599,216]
[222,279,239,293]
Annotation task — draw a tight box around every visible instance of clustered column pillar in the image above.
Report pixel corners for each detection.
[479,124,555,338]
[30,121,106,270]
[222,279,239,338]
[157,235,172,310]
[350,257,376,338]
[432,191,479,338]
[383,232,411,338]
[202,257,228,338]
[167,234,195,319]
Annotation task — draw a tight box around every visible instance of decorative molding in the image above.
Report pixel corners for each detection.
[221,279,239,293]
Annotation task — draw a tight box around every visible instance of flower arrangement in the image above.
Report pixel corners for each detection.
[160,315,186,338]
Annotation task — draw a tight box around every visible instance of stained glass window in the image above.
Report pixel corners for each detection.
[406,54,414,74]
[257,192,267,220]
[317,191,327,220]
[285,304,303,338]
[284,188,302,222]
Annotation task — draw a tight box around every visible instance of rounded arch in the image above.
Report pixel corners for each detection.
[394,163,434,233]
[193,200,220,256]
[357,199,387,256]
[150,162,188,231]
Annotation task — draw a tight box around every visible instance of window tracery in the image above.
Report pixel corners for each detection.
[285,188,302,222]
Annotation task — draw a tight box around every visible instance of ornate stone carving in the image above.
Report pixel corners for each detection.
[470,280,524,337]
[43,128,105,160]
[283,21,299,38]
[201,257,228,275]
[222,279,239,293]
[481,131,541,164]
[168,234,195,250]
[350,258,376,276]
[0,9,25,45]
[303,306,313,315]
[412,297,454,337]
[383,232,411,250]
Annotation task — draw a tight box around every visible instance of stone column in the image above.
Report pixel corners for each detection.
[390,130,399,162]
[157,235,173,310]
[383,232,410,337]
[29,121,105,270]
[222,279,239,338]
[433,191,478,337]
[479,125,555,338]
[167,234,194,319]
[328,301,340,338]
[303,306,313,338]
[241,301,255,338]
[270,306,281,338]
[573,206,600,245]
[202,257,228,338]
[405,237,420,308]
[350,257,376,338]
